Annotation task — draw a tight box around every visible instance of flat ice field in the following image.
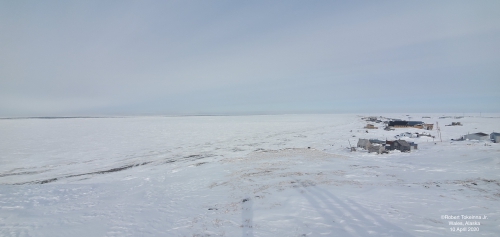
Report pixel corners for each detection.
[1,114,499,236]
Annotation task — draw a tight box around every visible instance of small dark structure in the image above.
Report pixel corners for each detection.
[365,124,378,129]
[388,120,427,129]
[388,121,409,128]
[408,141,418,150]
[391,140,411,152]
[407,121,424,127]
[366,116,378,122]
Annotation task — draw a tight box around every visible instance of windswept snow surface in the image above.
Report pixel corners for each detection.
[0,114,499,236]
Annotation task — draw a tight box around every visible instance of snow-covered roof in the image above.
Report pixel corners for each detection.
[395,140,410,147]
[407,121,424,126]
[369,139,385,144]
[357,139,371,146]
[473,132,488,136]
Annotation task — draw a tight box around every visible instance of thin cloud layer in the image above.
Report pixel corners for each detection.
[1,1,499,116]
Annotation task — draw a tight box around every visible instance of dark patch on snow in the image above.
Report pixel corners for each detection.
[242,170,272,177]
[162,154,214,165]
[67,162,153,178]
[185,154,203,159]
[93,164,135,174]
[0,171,44,177]
[40,178,58,184]
[242,198,249,203]
[11,161,153,185]
[14,177,59,185]
[232,147,244,152]
[300,180,316,187]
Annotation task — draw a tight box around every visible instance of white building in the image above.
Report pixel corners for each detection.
[357,139,371,149]
[463,132,489,141]
[491,132,500,143]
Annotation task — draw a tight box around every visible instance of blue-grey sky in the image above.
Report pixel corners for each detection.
[1,1,499,116]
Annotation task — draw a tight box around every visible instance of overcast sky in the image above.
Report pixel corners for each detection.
[1,1,499,116]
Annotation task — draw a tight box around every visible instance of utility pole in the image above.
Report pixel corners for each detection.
[436,121,442,142]
[348,139,355,152]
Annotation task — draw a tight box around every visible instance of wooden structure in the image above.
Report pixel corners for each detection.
[391,140,411,152]
[423,124,434,130]
[364,124,378,129]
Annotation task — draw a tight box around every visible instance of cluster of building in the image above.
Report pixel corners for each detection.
[363,116,382,123]
[362,117,435,131]
[355,116,499,155]
[387,121,434,130]
[357,117,426,154]
[357,139,418,154]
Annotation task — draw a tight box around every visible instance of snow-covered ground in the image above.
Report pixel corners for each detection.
[0,114,499,236]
